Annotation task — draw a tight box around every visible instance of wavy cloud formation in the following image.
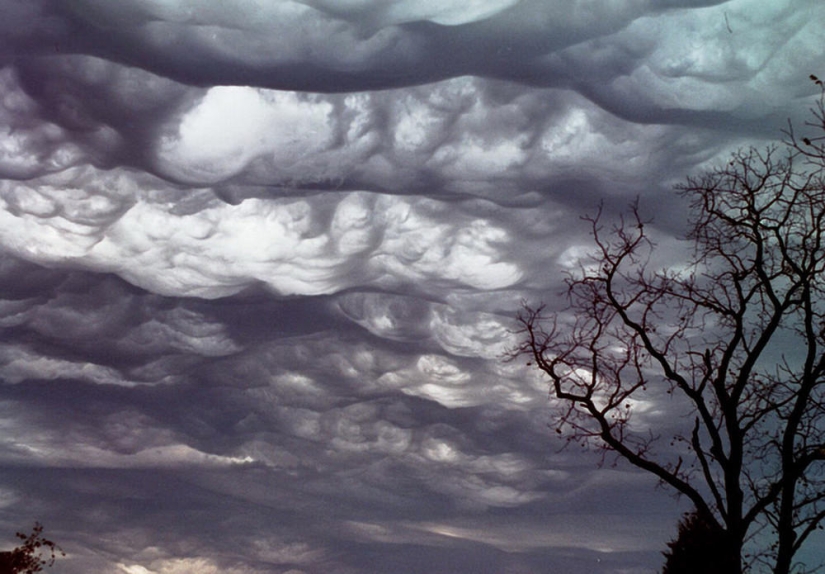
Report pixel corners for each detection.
[1,0,824,573]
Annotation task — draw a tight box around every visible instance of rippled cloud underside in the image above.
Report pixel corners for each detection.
[0,1,823,573]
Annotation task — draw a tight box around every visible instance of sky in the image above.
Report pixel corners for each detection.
[0,1,823,573]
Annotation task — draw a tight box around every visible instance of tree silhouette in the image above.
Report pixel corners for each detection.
[517,77,825,574]
[0,523,63,574]
[661,509,737,574]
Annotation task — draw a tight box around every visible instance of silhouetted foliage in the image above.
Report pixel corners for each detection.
[662,510,737,574]
[0,523,63,574]
[517,76,825,574]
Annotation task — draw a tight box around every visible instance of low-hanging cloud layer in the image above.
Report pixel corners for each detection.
[1,1,824,573]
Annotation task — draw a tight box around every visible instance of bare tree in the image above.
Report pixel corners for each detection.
[517,79,825,574]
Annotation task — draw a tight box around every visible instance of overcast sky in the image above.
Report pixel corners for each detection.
[0,1,824,573]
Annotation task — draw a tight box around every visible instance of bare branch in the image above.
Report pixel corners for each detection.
[518,74,825,574]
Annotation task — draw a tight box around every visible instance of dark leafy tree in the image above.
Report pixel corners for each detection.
[516,77,825,574]
[0,523,63,574]
[662,509,737,574]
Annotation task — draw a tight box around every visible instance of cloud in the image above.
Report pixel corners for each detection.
[306,0,523,27]
[1,0,824,573]
[157,87,337,184]
[0,183,527,298]
[23,0,736,95]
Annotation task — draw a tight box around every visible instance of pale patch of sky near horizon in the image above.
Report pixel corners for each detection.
[0,0,824,573]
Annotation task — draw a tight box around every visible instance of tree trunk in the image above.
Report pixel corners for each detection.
[773,529,795,574]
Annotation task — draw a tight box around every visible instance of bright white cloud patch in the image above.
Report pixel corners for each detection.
[0,185,523,298]
[159,87,335,183]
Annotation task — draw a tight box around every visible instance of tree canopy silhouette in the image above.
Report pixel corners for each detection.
[661,509,737,574]
[517,77,825,574]
[0,523,63,574]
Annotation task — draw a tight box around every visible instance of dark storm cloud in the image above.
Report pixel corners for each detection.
[3,0,817,131]
[1,0,824,573]
[1,1,654,89]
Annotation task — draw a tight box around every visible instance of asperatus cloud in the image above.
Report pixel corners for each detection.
[0,1,822,573]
